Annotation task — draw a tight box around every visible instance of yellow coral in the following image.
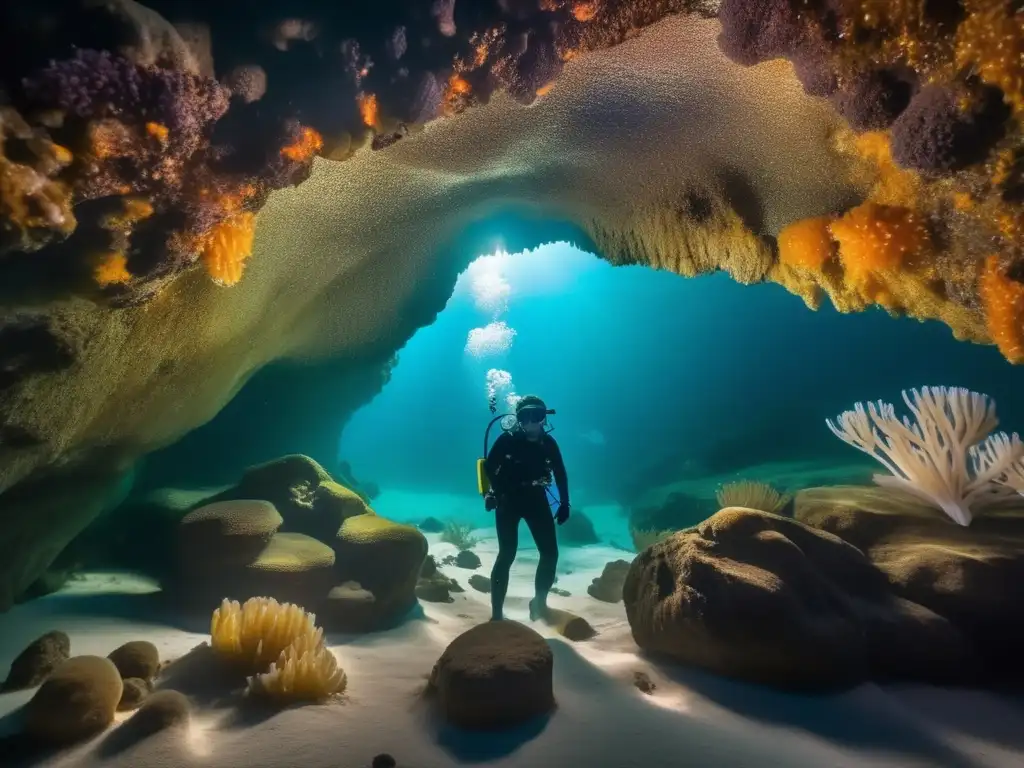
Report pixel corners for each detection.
[956,0,1024,116]
[93,251,132,287]
[248,631,347,702]
[979,254,1024,363]
[201,212,256,287]
[716,481,791,514]
[211,596,318,672]
[777,216,836,271]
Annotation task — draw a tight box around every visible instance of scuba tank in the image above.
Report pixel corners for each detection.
[477,402,557,511]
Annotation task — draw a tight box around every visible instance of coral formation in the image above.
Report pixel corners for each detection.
[827,387,1024,525]
[210,596,319,672]
[715,480,791,514]
[440,521,480,550]
[248,629,347,702]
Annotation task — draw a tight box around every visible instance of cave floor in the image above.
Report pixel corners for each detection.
[2,521,1023,768]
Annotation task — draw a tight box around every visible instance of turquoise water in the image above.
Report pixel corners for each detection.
[341,242,1024,517]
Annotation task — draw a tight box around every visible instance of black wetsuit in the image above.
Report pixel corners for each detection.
[484,429,569,616]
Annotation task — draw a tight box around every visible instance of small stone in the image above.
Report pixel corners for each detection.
[551,587,571,597]
[633,671,656,694]
[1,630,70,691]
[117,678,151,711]
[24,656,123,744]
[372,754,397,768]
[455,550,481,570]
[416,578,453,603]
[125,690,190,736]
[468,574,491,593]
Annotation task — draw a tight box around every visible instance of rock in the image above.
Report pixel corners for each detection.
[454,549,481,570]
[587,560,631,603]
[557,509,600,545]
[24,656,123,743]
[420,554,439,578]
[551,587,571,597]
[416,578,454,603]
[1,630,70,691]
[108,640,160,681]
[419,517,445,532]
[319,582,379,632]
[633,670,655,694]
[120,689,190,738]
[468,574,491,593]
[117,677,151,711]
[795,485,1024,681]
[623,507,973,689]
[372,755,397,768]
[335,514,427,624]
[178,499,282,570]
[428,621,554,729]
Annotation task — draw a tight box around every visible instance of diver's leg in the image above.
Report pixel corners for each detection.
[523,499,558,620]
[490,503,520,621]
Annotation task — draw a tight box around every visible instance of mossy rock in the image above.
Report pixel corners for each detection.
[332,515,427,627]
[178,499,282,570]
[1,630,70,691]
[204,455,370,542]
[624,507,973,689]
[796,485,1024,681]
[24,656,123,744]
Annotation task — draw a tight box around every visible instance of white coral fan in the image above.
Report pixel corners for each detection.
[827,386,1024,526]
[248,630,347,702]
[210,597,319,671]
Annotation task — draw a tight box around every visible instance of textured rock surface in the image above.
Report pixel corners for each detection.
[24,656,123,743]
[623,507,972,689]
[796,485,1024,681]
[0,14,858,606]
[428,621,554,729]
[1,629,70,691]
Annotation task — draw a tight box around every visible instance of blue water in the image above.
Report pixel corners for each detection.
[341,242,1024,508]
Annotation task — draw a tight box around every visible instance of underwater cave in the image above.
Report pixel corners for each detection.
[2,2,1024,767]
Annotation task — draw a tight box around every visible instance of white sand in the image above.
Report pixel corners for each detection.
[3,527,1024,768]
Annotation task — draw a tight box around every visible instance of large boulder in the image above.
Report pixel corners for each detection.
[428,621,554,729]
[24,656,123,743]
[623,507,972,689]
[796,485,1024,681]
[329,514,427,629]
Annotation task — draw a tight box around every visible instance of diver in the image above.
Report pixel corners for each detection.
[483,395,570,622]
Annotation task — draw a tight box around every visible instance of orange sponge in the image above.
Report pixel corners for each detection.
[201,212,256,287]
[979,255,1024,363]
[777,216,836,271]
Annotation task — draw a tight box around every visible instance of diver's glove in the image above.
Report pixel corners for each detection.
[484,491,498,512]
[555,502,570,525]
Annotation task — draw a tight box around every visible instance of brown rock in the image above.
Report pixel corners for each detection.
[24,656,123,743]
[117,677,151,711]
[108,640,160,680]
[428,621,554,729]
[587,559,631,603]
[796,485,1024,681]
[468,574,491,593]
[623,507,972,689]
[1,630,70,691]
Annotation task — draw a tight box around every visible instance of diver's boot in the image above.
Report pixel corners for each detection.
[529,595,549,622]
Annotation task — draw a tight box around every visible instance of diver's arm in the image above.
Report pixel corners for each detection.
[549,438,569,507]
[485,432,512,495]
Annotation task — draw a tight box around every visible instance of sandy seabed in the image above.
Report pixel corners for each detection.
[2,495,1024,768]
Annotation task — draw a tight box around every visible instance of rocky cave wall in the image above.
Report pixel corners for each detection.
[1,0,1022,607]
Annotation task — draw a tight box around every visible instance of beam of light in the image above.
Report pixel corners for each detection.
[465,321,516,357]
